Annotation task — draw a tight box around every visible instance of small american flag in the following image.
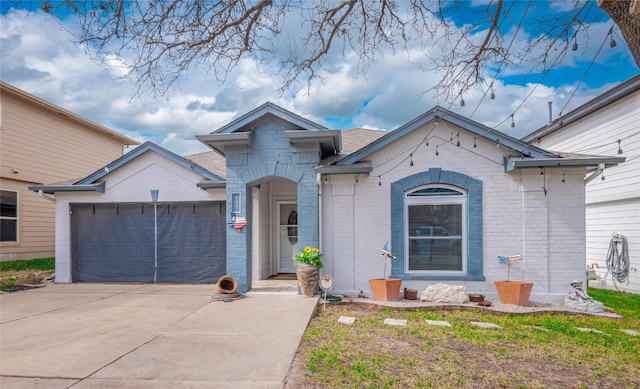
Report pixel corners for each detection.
[381,242,396,259]
[498,253,522,264]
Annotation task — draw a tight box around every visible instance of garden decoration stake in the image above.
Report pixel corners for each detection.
[498,253,522,281]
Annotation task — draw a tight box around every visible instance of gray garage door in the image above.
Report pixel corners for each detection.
[70,202,226,283]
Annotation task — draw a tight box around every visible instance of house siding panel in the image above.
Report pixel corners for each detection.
[534,88,640,293]
[1,84,136,261]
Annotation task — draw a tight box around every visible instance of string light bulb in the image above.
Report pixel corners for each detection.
[572,37,578,51]
[511,114,515,128]
[435,145,439,156]
[409,153,414,166]
[456,133,460,147]
[460,97,465,107]
[378,176,382,186]
[490,90,495,100]
[562,173,566,183]
[617,140,623,154]
[473,137,477,148]
[609,26,617,48]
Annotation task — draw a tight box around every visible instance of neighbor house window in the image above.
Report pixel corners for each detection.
[405,185,467,274]
[0,190,18,242]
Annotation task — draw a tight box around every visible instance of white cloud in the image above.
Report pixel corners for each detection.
[1,5,636,157]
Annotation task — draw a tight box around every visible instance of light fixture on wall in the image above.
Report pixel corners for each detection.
[150,189,159,203]
[617,140,623,154]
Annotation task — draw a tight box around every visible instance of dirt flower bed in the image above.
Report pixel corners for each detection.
[0,270,55,292]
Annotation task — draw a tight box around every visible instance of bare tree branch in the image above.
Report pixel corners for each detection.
[38,0,639,102]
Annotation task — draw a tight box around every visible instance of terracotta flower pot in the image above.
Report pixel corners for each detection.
[494,280,533,306]
[369,278,402,301]
[296,263,319,297]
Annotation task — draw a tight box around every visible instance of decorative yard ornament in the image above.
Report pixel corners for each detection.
[497,252,522,281]
[495,252,533,306]
[369,242,402,301]
[380,241,396,279]
[319,274,334,309]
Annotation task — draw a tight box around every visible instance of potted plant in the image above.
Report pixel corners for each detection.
[293,246,323,297]
[495,253,533,306]
[369,242,402,301]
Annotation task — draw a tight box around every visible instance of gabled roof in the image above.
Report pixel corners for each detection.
[29,142,224,194]
[185,149,227,179]
[0,81,138,146]
[196,101,342,158]
[320,106,624,174]
[212,102,329,134]
[522,74,640,142]
[337,106,557,167]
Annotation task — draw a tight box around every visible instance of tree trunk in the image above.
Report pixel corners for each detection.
[598,0,640,67]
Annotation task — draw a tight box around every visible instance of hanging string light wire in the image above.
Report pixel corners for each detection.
[495,1,597,130]
[555,24,613,120]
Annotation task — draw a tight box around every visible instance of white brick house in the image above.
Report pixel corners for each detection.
[32,103,624,301]
[522,75,639,294]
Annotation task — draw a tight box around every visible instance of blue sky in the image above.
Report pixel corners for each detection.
[1,1,638,155]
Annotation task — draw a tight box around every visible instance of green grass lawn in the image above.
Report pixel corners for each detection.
[288,289,640,388]
[0,258,55,290]
[0,258,55,272]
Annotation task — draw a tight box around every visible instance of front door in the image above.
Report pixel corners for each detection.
[277,202,298,273]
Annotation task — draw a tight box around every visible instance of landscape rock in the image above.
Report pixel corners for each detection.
[420,283,467,304]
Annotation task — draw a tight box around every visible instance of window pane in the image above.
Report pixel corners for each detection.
[408,204,462,236]
[407,187,463,196]
[0,191,17,217]
[1,219,17,242]
[409,238,462,271]
[408,203,463,271]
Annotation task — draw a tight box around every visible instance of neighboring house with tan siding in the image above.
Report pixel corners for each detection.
[0,81,138,261]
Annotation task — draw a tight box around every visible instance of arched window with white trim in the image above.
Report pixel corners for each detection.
[405,185,467,274]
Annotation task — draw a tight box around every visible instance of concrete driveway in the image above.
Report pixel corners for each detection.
[0,283,317,388]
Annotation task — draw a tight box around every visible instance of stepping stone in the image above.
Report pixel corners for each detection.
[384,318,407,326]
[426,319,452,327]
[575,327,606,334]
[338,316,356,325]
[523,325,549,331]
[621,329,639,336]
[470,321,502,329]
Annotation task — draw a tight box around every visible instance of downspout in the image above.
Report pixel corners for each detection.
[38,190,56,202]
[584,163,605,184]
[317,173,323,253]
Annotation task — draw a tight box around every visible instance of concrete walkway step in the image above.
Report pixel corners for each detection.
[335,316,635,337]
